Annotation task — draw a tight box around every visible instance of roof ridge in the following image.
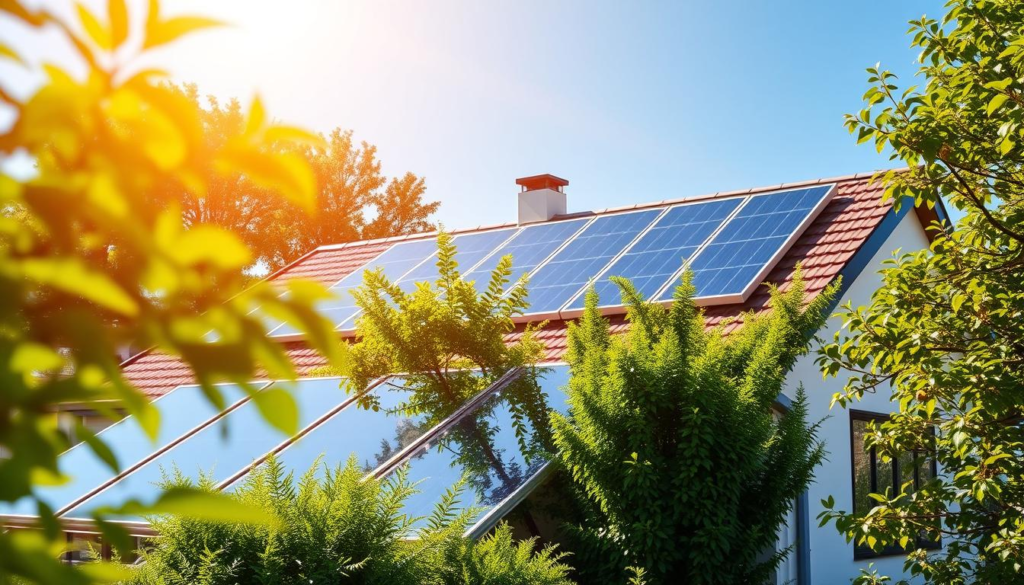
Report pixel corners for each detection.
[310,167,903,254]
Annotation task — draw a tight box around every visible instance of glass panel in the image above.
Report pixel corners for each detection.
[64,378,349,520]
[390,365,570,532]
[898,449,916,494]
[570,199,742,309]
[526,209,662,314]
[226,377,433,487]
[66,533,102,564]
[851,418,873,515]
[685,185,832,298]
[1,383,252,516]
[462,220,589,295]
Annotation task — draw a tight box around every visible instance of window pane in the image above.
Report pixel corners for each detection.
[898,449,916,494]
[851,418,873,515]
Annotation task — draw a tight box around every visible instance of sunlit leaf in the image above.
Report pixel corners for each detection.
[246,94,265,137]
[139,487,279,525]
[250,386,299,436]
[9,342,64,375]
[216,146,316,212]
[0,42,24,64]
[144,14,223,49]
[168,225,251,270]
[76,2,112,50]
[19,258,139,316]
[108,0,129,48]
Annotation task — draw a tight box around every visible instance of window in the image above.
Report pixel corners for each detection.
[850,410,939,559]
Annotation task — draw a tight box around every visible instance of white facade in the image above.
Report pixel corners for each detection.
[781,210,931,583]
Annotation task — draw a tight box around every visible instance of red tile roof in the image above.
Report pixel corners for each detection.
[121,172,903,398]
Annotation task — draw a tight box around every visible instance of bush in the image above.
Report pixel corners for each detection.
[124,455,572,585]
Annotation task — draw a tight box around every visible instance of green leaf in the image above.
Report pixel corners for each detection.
[987,94,1008,116]
[76,422,120,474]
[250,386,299,436]
[124,487,279,525]
[19,258,139,316]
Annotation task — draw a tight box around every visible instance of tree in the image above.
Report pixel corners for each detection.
[551,271,834,584]
[161,85,440,273]
[817,1,1024,582]
[0,1,344,582]
[342,231,556,537]
[124,456,572,585]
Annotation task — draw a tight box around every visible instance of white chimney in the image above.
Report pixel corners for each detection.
[516,174,568,224]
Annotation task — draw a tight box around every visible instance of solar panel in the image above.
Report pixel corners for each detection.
[523,209,663,315]
[269,238,438,337]
[661,185,833,302]
[63,378,349,520]
[393,227,519,294]
[565,198,743,310]
[0,383,255,517]
[461,218,590,294]
[386,365,570,532]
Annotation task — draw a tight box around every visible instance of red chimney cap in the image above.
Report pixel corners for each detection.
[515,174,569,192]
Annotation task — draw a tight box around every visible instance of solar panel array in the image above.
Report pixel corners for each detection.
[264,184,833,336]
[4,366,571,536]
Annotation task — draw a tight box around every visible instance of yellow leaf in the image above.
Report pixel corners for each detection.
[10,343,64,375]
[144,15,223,49]
[217,146,316,213]
[168,225,251,269]
[265,125,327,149]
[0,42,24,65]
[246,95,265,137]
[76,2,112,50]
[108,0,129,48]
[20,258,139,316]
[87,171,128,218]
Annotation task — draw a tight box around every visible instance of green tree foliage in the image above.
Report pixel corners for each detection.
[345,231,545,425]
[124,456,572,585]
[553,272,834,584]
[0,1,344,582]
[160,84,439,273]
[817,1,1024,582]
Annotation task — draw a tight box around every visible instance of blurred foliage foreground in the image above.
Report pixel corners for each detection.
[0,0,348,581]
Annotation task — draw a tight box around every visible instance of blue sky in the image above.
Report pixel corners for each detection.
[2,0,949,229]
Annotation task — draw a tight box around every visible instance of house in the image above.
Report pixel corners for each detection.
[2,171,947,583]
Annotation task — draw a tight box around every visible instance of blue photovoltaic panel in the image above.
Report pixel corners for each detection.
[671,185,832,300]
[64,378,348,520]
[394,228,519,293]
[524,209,662,315]
[0,383,253,517]
[567,198,742,309]
[270,238,438,336]
[390,365,571,532]
[461,218,589,294]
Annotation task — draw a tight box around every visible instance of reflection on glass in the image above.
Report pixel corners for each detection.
[391,366,570,532]
[64,378,348,520]
[230,377,434,486]
[1,383,251,516]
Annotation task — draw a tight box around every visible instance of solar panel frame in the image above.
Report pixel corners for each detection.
[556,197,744,319]
[652,183,837,306]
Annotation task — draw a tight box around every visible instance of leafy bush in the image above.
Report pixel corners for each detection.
[124,456,572,585]
[552,271,834,584]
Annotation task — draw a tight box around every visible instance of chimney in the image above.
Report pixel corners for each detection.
[516,174,568,224]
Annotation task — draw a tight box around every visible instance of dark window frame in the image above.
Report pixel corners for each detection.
[849,409,941,560]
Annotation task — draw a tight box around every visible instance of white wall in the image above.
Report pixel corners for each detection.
[782,210,931,584]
